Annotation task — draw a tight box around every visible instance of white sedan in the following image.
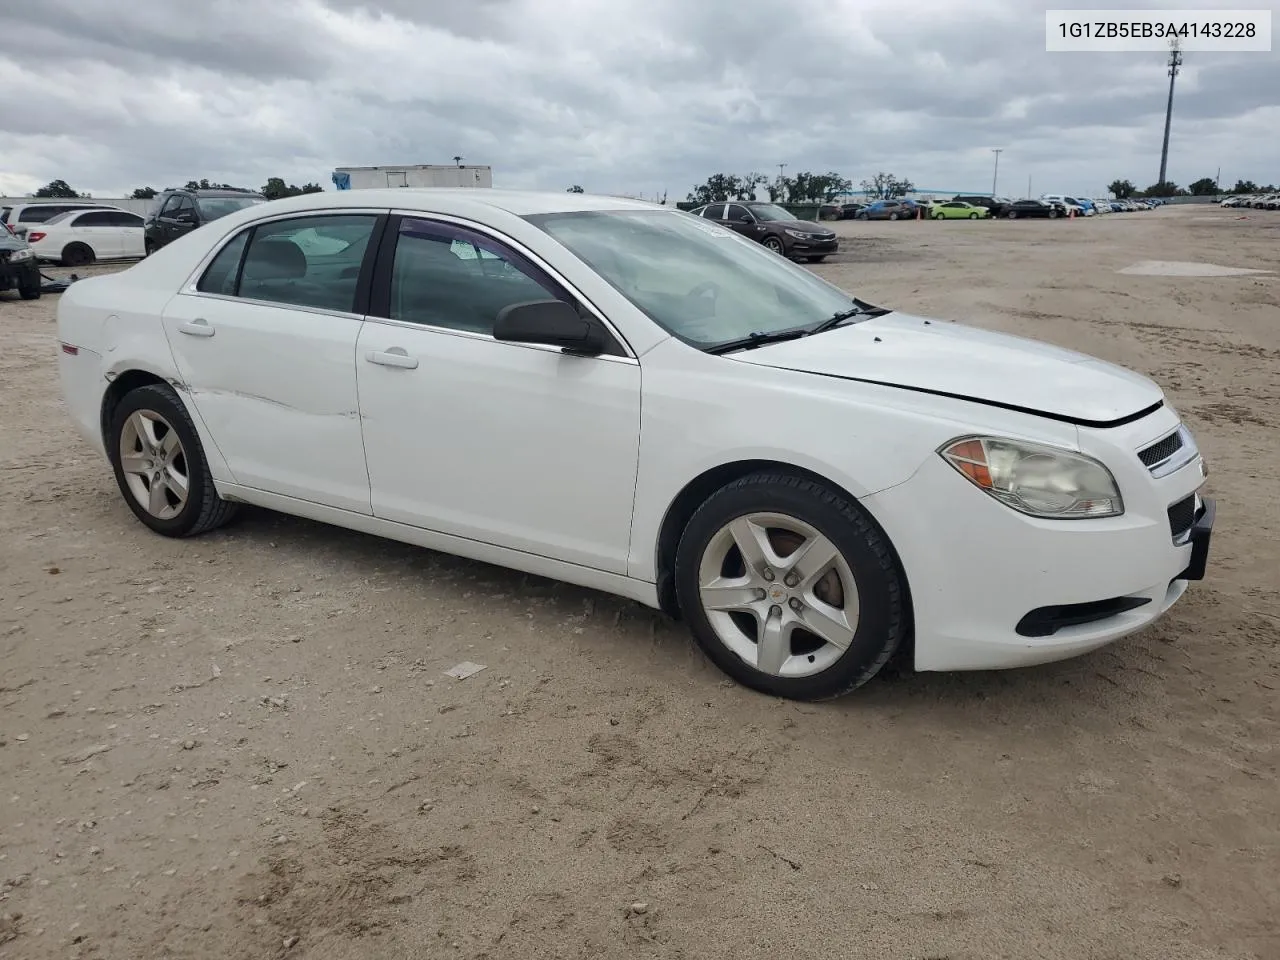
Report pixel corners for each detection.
[27,207,147,266]
[55,189,1214,700]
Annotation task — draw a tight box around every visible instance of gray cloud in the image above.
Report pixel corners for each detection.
[0,0,1275,201]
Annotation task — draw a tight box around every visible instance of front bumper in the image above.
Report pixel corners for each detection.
[0,256,40,291]
[786,236,839,255]
[861,414,1212,672]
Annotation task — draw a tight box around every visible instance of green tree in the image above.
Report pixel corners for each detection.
[1107,179,1136,199]
[131,186,158,199]
[781,171,853,203]
[260,177,324,200]
[184,178,244,191]
[33,179,83,198]
[1188,177,1219,195]
[1230,179,1258,193]
[1141,180,1182,197]
[566,184,585,193]
[859,172,914,200]
[687,173,769,204]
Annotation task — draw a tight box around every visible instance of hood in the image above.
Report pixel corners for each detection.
[730,312,1164,427]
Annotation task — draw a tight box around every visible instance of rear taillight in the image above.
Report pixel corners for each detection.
[27,231,45,243]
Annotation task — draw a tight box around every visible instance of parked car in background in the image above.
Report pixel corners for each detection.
[143,188,267,254]
[26,208,147,266]
[1040,195,1090,216]
[836,202,865,220]
[858,199,911,221]
[1004,200,1066,219]
[953,196,1012,217]
[689,201,839,262]
[54,188,1215,701]
[1,200,121,240]
[929,201,989,220]
[0,228,41,299]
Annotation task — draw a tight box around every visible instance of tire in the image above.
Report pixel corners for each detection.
[674,471,907,701]
[805,255,827,263]
[856,213,868,220]
[144,240,157,256]
[888,212,899,221]
[107,383,239,538]
[1048,209,1059,219]
[933,212,945,220]
[1007,211,1017,219]
[18,274,41,300]
[969,212,979,219]
[762,235,785,255]
[61,243,94,267]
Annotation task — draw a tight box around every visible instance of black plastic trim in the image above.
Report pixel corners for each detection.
[1016,596,1153,637]
[1176,496,1215,581]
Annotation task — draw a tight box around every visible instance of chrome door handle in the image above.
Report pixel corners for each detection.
[180,318,215,337]
[366,348,418,369]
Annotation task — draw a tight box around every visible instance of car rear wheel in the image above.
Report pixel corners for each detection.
[888,212,899,221]
[762,235,785,255]
[18,271,41,300]
[108,384,239,538]
[674,472,908,701]
[61,243,94,267]
[1007,210,1018,219]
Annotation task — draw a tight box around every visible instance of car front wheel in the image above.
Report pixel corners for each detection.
[762,235,785,255]
[674,472,908,700]
[108,384,239,537]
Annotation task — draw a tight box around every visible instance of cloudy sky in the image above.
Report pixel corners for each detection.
[1,0,1275,201]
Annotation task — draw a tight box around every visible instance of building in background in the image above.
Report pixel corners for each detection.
[331,165,493,190]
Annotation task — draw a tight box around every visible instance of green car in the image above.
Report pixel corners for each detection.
[930,201,989,220]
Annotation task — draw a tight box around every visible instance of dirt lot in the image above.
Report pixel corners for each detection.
[2,206,1278,960]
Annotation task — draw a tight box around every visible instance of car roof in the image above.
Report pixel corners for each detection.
[225,188,666,218]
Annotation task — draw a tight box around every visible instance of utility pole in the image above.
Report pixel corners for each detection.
[1158,39,1182,187]
[991,148,1003,196]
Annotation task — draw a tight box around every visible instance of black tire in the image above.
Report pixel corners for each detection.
[805,255,827,263]
[18,274,41,300]
[969,212,979,219]
[61,243,94,267]
[888,212,899,221]
[856,213,868,221]
[1007,211,1018,219]
[762,235,785,255]
[1048,209,1059,219]
[107,383,239,538]
[674,472,907,701]
[933,212,945,220]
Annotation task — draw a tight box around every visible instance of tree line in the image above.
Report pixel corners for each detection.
[1107,177,1277,199]
[27,177,324,202]
[682,170,914,205]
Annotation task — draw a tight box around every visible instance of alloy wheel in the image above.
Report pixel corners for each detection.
[119,409,190,520]
[697,512,860,678]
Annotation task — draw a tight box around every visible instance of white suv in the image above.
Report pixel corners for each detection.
[1,201,121,240]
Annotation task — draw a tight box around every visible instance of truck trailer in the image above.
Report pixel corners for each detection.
[331,165,493,190]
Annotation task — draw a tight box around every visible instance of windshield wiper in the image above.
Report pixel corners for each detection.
[807,306,866,336]
[704,329,810,355]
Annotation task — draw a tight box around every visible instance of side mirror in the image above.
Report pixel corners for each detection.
[493,299,605,356]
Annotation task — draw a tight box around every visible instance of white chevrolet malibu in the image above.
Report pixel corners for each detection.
[56,189,1214,700]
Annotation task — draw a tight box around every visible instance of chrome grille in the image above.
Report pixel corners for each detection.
[1140,430,1184,467]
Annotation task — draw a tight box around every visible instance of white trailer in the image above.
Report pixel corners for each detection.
[331,165,493,190]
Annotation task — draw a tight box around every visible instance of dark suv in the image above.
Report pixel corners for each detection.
[0,229,41,300]
[144,188,267,254]
[954,195,1013,217]
[688,201,839,262]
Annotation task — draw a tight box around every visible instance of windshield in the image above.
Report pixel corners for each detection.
[527,209,858,350]
[744,203,796,222]
[195,196,265,221]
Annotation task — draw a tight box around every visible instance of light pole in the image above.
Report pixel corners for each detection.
[1158,39,1182,187]
[990,149,1003,197]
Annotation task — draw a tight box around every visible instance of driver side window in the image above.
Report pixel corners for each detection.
[384,218,569,335]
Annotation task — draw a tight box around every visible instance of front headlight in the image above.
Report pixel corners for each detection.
[784,229,822,240]
[9,248,33,262]
[940,436,1124,519]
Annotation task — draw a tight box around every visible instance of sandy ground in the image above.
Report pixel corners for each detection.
[2,206,1278,960]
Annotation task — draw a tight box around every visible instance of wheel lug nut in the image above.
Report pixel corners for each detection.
[784,573,798,587]
[762,569,774,581]
[789,598,802,611]
[755,588,767,601]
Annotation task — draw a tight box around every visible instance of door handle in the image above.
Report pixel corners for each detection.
[366,348,418,369]
[180,318,215,337]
